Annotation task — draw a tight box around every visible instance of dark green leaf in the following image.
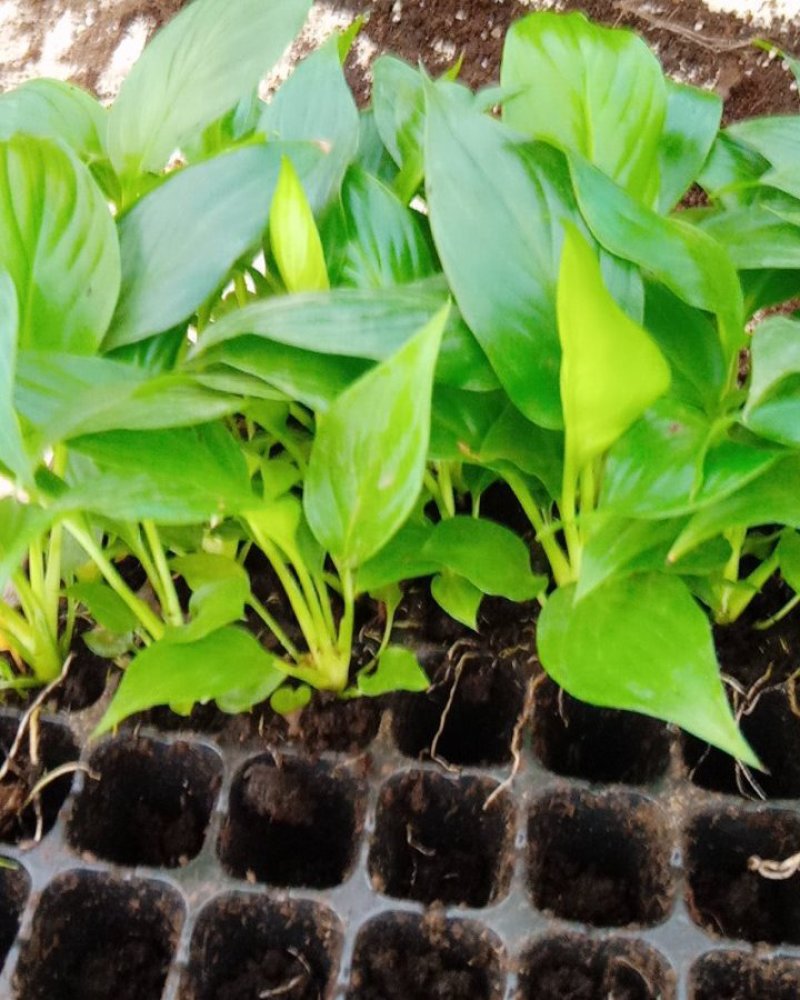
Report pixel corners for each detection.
[107,0,310,177]
[94,626,286,734]
[0,136,120,353]
[356,520,438,594]
[538,575,759,765]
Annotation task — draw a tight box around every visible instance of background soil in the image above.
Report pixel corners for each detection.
[0,0,799,122]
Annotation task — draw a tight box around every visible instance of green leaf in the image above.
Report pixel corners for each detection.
[430,388,506,463]
[601,399,780,518]
[657,80,722,212]
[304,306,447,568]
[745,315,800,445]
[0,273,29,482]
[65,424,255,524]
[0,79,108,165]
[423,516,545,601]
[538,575,759,765]
[356,520,438,594]
[322,166,434,288]
[478,403,564,499]
[699,133,769,205]
[558,227,670,471]
[778,530,800,594]
[431,571,483,631]
[726,116,800,192]
[698,202,800,270]
[571,155,744,362]
[502,11,667,205]
[269,155,330,293]
[170,553,250,642]
[0,136,120,353]
[68,582,139,634]
[357,646,429,696]
[372,55,425,201]
[260,34,359,208]
[270,683,312,714]
[670,456,800,561]
[106,144,280,349]
[94,626,286,734]
[425,83,581,428]
[107,0,310,177]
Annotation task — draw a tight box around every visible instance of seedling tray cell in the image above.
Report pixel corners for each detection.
[0,679,799,1000]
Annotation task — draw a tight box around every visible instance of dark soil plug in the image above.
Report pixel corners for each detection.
[392,657,527,766]
[0,860,29,973]
[182,894,342,1000]
[13,869,183,1000]
[346,912,505,1000]
[68,735,222,867]
[532,679,670,785]
[519,934,675,1000]
[369,770,513,907]
[218,753,364,888]
[528,788,674,927]
[683,686,800,799]
[691,950,800,1000]
[686,807,800,944]
[0,713,78,844]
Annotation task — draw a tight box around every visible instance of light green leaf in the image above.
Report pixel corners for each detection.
[304,306,447,568]
[571,155,744,362]
[538,575,759,765]
[558,226,670,471]
[0,273,29,482]
[0,136,120,353]
[68,581,139,634]
[356,520,438,594]
[269,155,329,293]
[423,516,545,601]
[357,646,429,696]
[107,0,310,177]
[478,402,564,499]
[744,315,800,446]
[270,683,312,714]
[0,79,108,165]
[170,553,250,642]
[106,144,280,349]
[699,202,800,270]
[657,80,722,212]
[425,83,582,428]
[95,626,287,734]
[502,11,667,205]
[260,33,359,208]
[372,55,425,202]
[0,499,56,589]
[431,572,482,630]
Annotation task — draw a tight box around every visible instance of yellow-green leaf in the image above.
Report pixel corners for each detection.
[269,156,329,293]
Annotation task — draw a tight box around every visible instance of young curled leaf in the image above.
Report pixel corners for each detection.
[270,156,330,294]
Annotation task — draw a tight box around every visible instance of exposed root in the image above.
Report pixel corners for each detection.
[483,672,544,811]
[430,652,478,772]
[749,850,800,880]
[613,0,770,52]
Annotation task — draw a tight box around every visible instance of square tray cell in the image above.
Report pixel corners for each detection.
[13,869,183,1000]
[519,934,676,1000]
[346,912,505,1000]
[218,752,365,888]
[528,788,675,928]
[0,860,29,974]
[369,770,514,907]
[0,713,79,845]
[391,658,528,766]
[181,893,342,1000]
[68,735,223,867]
[686,806,800,944]
[690,951,800,1000]
[531,679,671,785]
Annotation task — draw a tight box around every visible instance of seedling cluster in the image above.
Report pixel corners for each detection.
[1,0,799,764]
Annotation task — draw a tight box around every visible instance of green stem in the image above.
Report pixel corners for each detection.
[717,525,748,622]
[561,461,582,577]
[756,592,800,630]
[143,520,183,627]
[248,595,300,660]
[437,462,457,518]
[0,601,37,657]
[721,549,781,625]
[63,519,165,641]
[337,567,356,667]
[505,472,572,587]
[423,470,450,521]
[44,523,63,639]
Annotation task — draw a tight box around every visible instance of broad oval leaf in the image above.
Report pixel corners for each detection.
[425,83,582,428]
[744,315,800,445]
[107,144,281,349]
[558,227,670,471]
[107,0,310,178]
[0,79,107,165]
[0,136,120,353]
[304,306,447,568]
[538,575,759,765]
[357,646,429,696]
[657,80,722,212]
[699,202,800,271]
[431,571,483,631]
[372,55,425,202]
[423,516,546,601]
[94,626,286,735]
[502,11,667,205]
